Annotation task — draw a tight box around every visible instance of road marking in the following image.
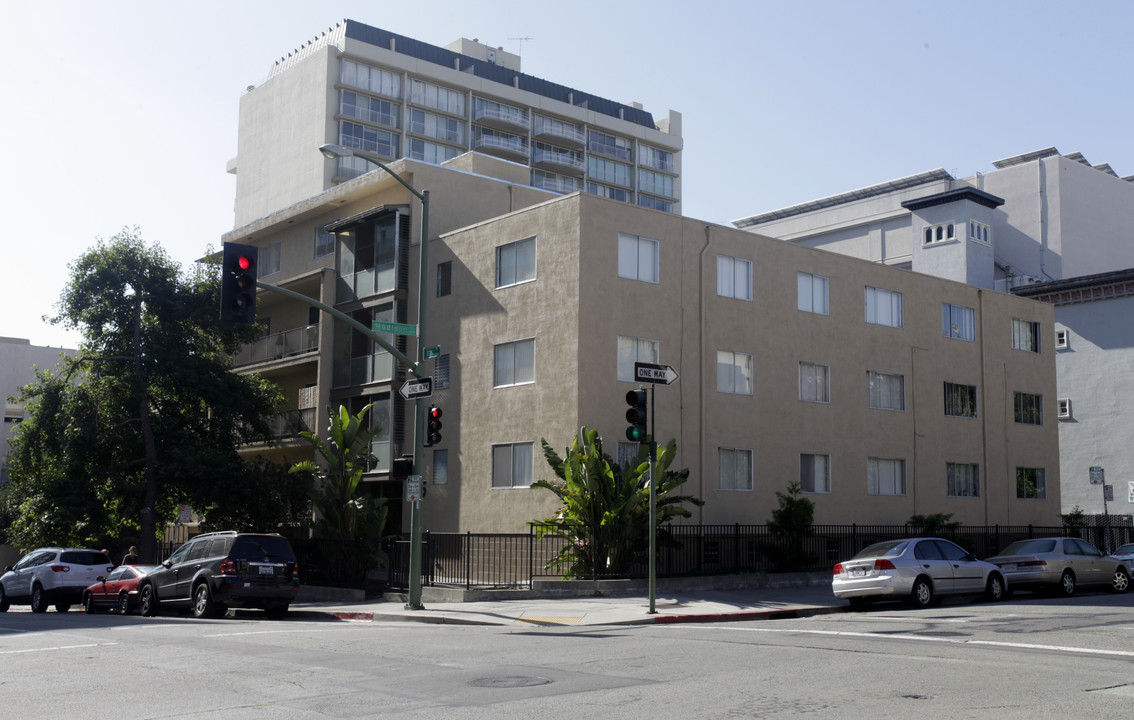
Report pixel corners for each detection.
[0,642,117,655]
[710,626,1134,658]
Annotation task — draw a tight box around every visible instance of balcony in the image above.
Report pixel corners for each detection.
[234,325,319,367]
[472,130,528,161]
[532,146,585,174]
[531,171,582,195]
[533,117,585,147]
[472,99,529,132]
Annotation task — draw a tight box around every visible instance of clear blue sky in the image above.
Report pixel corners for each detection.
[3,0,1132,348]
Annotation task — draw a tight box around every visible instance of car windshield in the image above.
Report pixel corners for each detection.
[60,551,112,565]
[852,541,908,560]
[231,536,295,562]
[1114,543,1134,555]
[998,539,1056,555]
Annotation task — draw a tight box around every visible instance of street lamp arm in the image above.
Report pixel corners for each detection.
[318,143,426,204]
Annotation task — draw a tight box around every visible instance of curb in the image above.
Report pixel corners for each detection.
[328,604,848,626]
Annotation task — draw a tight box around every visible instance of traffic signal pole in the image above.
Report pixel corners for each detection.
[648,384,657,615]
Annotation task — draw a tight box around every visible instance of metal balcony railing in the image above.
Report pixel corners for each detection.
[234,325,319,367]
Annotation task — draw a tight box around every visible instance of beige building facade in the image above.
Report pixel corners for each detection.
[225,153,1061,533]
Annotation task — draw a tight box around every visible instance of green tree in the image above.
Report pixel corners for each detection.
[533,427,703,578]
[290,404,389,587]
[763,482,816,570]
[907,512,960,534]
[3,230,280,560]
[198,457,314,533]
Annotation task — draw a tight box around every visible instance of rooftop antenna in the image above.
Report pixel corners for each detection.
[508,36,533,56]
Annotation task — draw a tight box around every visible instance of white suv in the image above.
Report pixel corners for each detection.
[0,548,114,613]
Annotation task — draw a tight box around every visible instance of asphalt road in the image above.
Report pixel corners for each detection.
[1,591,1132,719]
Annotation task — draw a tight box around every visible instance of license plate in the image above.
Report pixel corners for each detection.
[1000,563,1017,572]
[850,567,866,577]
[257,565,275,575]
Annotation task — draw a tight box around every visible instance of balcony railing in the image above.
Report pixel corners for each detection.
[473,133,528,157]
[533,118,585,146]
[533,147,585,172]
[472,102,529,130]
[268,408,318,439]
[234,325,319,367]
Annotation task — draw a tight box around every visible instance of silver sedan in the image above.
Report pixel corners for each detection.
[832,537,1007,608]
[985,537,1131,596]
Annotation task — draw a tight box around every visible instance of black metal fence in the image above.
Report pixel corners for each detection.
[384,518,1134,591]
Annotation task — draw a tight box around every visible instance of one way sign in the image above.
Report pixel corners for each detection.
[634,362,679,385]
[398,377,433,400]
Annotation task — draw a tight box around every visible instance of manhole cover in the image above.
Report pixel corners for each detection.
[469,676,553,688]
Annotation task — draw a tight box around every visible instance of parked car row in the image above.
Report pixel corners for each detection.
[1,532,300,619]
[832,536,1132,608]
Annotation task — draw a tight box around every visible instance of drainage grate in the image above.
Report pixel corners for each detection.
[469,676,553,688]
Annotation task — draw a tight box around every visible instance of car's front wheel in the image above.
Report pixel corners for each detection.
[985,573,1005,602]
[0,586,9,613]
[118,592,131,615]
[192,583,221,619]
[1111,567,1130,593]
[83,592,96,614]
[139,584,157,617]
[909,577,934,608]
[30,584,48,613]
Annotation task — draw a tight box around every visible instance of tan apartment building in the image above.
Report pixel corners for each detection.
[224,152,1060,533]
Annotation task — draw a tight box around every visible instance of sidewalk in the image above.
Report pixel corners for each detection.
[291,585,848,626]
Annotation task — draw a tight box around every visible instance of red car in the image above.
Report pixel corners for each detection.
[82,565,157,614]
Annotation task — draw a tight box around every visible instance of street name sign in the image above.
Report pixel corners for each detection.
[424,345,441,359]
[634,361,679,385]
[372,320,418,337]
[398,377,433,400]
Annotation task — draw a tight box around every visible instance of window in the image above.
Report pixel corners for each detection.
[587,181,632,204]
[799,362,830,403]
[1055,329,1069,349]
[638,169,675,198]
[339,60,402,98]
[865,287,902,327]
[436,261,451,297]
[260,241,281,277]
[409,138,461,164]
[944,382,978,418]
[341,91,399,128]
[435,354,450,389]
[618,233,659,283]
[617,335,659,381]
[532,168,581,194]
[947,462,980,497]
[868,458,906,496]
[639,145,675,173]
[473,97,527,127]
[1016,467,1046,499]
[494,339,535,388]
[718,448,753,491]
[314,227,335,258]
[409,109,465,144]
[800,454,831,493]
[1012,318,1040,353]
[924,222,957,245]
[717,350,753,395]
[588,156,633,187]
[867,371,905,411]
[1058,398,1071,419]
[1014,392,1043,425]
[637,195,674,213]
[340,121,398,158]
[587,130,633,161]
[942,303,975,341]
[798,272,829,314]
[968,221,991,244]
[492,442,534,487]
[496,237,536,288]
[409,79,465,116]
[717,255,752,300]
[433,449,448,485]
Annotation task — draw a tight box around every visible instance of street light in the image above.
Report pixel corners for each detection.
[320,143,430,611]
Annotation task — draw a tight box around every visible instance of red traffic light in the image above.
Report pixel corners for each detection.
[429,406,443,420]
[237,255,254,271]
[426,404,443,446]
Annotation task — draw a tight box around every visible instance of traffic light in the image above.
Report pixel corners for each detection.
[426,404,443,446]
[391,454,414,481]
[625,389,648,442]
[221,242,259,324]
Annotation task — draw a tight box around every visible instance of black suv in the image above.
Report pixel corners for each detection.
[138,532,299,619]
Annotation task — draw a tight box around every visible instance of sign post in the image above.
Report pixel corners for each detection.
[632,362,678,615]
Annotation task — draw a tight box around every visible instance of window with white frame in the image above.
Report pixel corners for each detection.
[433,449,448,485]
[1055,329,1069,349]
[314,227,335,258]
[1058,398,1072,419]
[924,222,957,245]
[617,335,659,381]
[492,442,534,487]
[942,303,975,341]
[717,255,752,300]
[867,371,905,411]
[618,233,659,282]
[947,462,980,497]
[718,447,753,491]
[944,381,978,418]
[1016,467,1046,499]
[409,78,465,116]
[260,241,281,277]
[495,236,536,289]
[798,272,829,314]
[799,362,830,403]
[968,220,991,244]
[800,453,831,493]
[868,457,906,495]
[717,350,753,395]
[339,60,402,98]
[1014,391,1043,425]
[865,286,903,327]
[493,339,535,388]
[1012,318,1040,353]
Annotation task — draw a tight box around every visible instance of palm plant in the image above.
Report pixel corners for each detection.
[534,426,702,578]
